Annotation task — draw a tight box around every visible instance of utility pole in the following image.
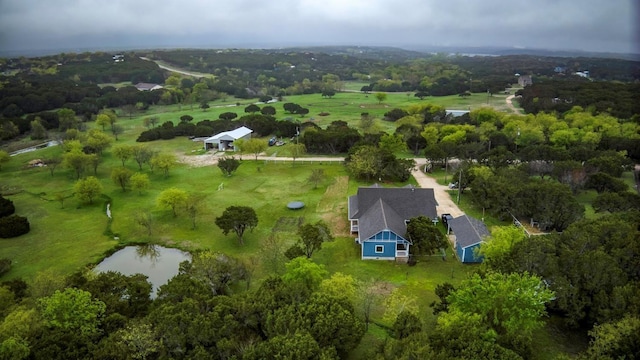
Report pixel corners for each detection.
[456,167,462,204]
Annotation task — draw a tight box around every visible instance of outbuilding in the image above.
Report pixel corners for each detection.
[448,214,490,263]
[203,126,253,151]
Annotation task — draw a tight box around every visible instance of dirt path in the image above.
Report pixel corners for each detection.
[505,95,523,115]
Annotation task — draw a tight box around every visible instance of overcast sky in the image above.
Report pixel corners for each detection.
[0,0,638,55]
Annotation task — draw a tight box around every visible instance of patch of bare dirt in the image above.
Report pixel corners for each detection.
[177,153,219,167]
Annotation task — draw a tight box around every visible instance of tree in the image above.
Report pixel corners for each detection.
[0,215,30,238]
[244,104,260,114]
[179,251,248,295]
[199,102,209,111]
[0,151,10,171]
[288,221,333,259]
[393,310,422,339]
[143,117,158,128]
[185,194,206,230]
[374,92,387,104]
[445,272,554,339]
[286,143,306,166]
[134,211,153,236]
[219,112,238,121]
[283,102,301,114]
[156,188,187,217]
[38,288,106,336]
[30,118,47,140]
[53,192,67,209]
[131,145,155,170]
[112,124,124,140]
[64,150,89,179]
[585,172,628,193]
[405,216,447,256]
[122,104,137,119]
[44,157,61,176]
[150,152,177,177]
[379,133,408,154]
[179,115,193,123]
[114,322,160,360]
[0,195,15,218]
[583,316,640,360]
[261,105,276,116]
[307,168,325,189]
[57,108,78,131]
[242,138,268,160]
[130,172,150,194]
[383,288,419,324]
[215,206,258,245]
[217,156,241,176]
[85,129,112,155]
[95,114,111,131]
[477,225,526,270]
[87,154,101,176]
[73,176,102,204]
[245,332,321,360]
[111,167,132,192]
[112,144,133,167]
[415,91,429,100]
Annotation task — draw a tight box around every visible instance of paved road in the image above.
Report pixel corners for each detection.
[412,159,465,217]
[140,57,210,78]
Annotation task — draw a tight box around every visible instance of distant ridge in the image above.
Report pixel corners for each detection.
[1,44,638,62]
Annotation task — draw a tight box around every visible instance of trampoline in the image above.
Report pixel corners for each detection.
[287,201,305,210]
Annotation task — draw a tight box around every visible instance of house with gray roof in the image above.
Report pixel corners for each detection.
[447,214,490,263]
[348,185,438,262]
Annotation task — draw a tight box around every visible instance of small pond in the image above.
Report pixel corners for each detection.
[94,245,191,298]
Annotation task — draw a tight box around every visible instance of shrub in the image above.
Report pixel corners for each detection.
[0,195,15,218]
[0,215,30,238]
[0,258,11,276]
[318,112,330,116]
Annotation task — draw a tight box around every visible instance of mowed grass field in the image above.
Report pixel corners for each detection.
[118,81,520,138]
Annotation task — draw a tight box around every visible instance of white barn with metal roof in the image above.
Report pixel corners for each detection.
[203,126,253,151]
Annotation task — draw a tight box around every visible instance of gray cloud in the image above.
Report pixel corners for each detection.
[0,0,637,54]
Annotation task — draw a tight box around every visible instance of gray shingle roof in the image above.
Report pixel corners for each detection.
[358,199,407,241]
[448,215,490,248]
[348,185,438,221]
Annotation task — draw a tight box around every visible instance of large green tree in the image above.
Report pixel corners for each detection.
[73,176,102,204]
[215,206,258,245]
[405,216,447,256]
[286,221,333,259]
[110,167,132,192]
[217,156,240,176]
[38,288,106,336]
[156,188,187,217]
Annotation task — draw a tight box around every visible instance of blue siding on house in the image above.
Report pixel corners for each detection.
[363,242,396,258]
[456,243,483,263]
[362,230,406,259]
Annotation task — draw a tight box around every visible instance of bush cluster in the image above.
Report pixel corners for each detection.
[0,195,30,238]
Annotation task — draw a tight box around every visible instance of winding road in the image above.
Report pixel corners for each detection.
[140,57,211,78]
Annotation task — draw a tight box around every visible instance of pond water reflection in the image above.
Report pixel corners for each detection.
[94,245,191,298]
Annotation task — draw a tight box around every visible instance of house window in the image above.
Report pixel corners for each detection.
[375,245,384,253]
